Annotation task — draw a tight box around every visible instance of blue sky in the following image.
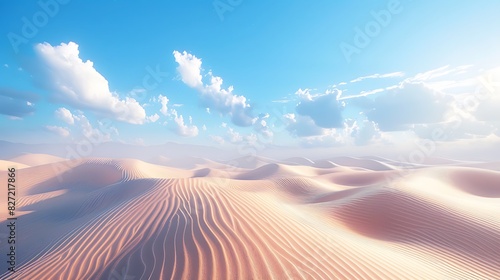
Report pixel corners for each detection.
[1,0,500,149]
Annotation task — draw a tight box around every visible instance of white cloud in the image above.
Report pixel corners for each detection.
[45,125,70,137]
[202,124,207,131]
[226,127,243,143]
[339,88,385,100]
[55,107,75,125]
[363,82,452,131]
[350,71,405,83]
[34,42,146,124]
[171,111,199,137]
[350,119,382,145]
[173,50,255,126]
[409,65,472,83]
[280,65,500,146]
[284,115,383,147]
[295,88,344,128]
[253,113,273,138]
[173,50,203,88]
[147,113,160,123]
[342,66,500,142]
[407,65,476,93]
[472,67,500,122]
[158,94,169,116]
[73,112,118,142]
[52,109,119,142]
[284,113,326,137]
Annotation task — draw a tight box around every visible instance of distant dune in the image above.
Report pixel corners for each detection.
[0,154,499,279]
[0,160,29,170]
[328,156,396,171]
[9,153,66,167]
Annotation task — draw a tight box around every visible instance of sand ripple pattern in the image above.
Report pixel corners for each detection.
[0,158,499,279]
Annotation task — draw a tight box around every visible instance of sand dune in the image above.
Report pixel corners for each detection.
[149,155,227,170]
[1,155,499,279]
[9,153,66,167]
[280,157,316,166]
[0,160,29,170]
[329,156,396,171]
[235,163,322,180]
[222,155,277,169]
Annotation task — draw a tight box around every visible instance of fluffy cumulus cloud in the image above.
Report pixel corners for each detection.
[407,67,500,140]
[283,113,327,137]
[33,42,146,124]
[73,112,118,142]
[472,67,500,124]
[295,88,344,128]
[173,50,203,88]
[253,113,273,138]
[147,113,160,123]
[280,71,467,147]
[173,50,255,126]
[288,118,383,147]
[282,87,385,146]
[209,125,260,146]
[363,82,452,131]
[55,107,74,125]
[349,119,382,145]
[0,88,38,117]
[226,127,243,143]
[158,94,169,116]
[279,89,350,146]
[170,110,199,137]
[273,65,500,147]
[49,107,119,141]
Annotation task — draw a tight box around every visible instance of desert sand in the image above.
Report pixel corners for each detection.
[1,154,499,279]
